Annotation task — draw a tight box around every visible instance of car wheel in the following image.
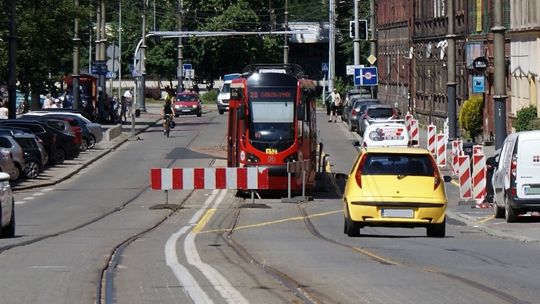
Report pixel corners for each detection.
[504,194,518,223]
[426,217,446,238]
[88,135,96,149]
[24,160,40,179]
[218,109,224,115]
[10,164,21,181]
[80,138,88,152]
[345,209,360,237]
[55,149,66,164]
[493,201,504,218]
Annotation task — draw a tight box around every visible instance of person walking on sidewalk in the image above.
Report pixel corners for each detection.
[329,89,342,123]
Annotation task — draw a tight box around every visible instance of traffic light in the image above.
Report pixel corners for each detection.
[350,20,368,40]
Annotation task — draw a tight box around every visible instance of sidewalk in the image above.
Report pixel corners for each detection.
[12,105,162,191]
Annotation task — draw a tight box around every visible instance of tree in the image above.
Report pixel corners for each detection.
[459,95,484,140]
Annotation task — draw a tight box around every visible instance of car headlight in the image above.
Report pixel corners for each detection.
[192,105,197,108]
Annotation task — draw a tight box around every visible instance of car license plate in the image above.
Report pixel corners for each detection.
[381,209,413,218]
[524,185,540,195]
[182,109,191,112]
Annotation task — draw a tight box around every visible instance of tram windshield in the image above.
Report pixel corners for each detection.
[249,100,295,150]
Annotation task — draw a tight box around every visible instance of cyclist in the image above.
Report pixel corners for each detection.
[161,94,175,132]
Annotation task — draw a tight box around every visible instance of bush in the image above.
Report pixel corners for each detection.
[201,89,218,104]
[459,95,483,140]
[514,106,538,131]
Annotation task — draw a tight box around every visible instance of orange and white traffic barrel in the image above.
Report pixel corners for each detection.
[458,155,472,199]
[427,124,437,155]
[436,133,446,167]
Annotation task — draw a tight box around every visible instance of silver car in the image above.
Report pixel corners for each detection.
[0,134,25,181]
[0,148,16,180]
[0,171,15,238]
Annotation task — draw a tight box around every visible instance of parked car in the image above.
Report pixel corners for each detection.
[174,91,202,117]
[356,104,398,136]
[0,119,79,165]
[25,111,103,148]
[0,148,16,181]
[492,130,540,222]
[0,172,15,238]
[344,99,379,131]
[0,120,57,165]
[0,128,44,179]
[21,115,82,151]
[343,147,448,237]
[37,107,94,122]
[0,132,26,180]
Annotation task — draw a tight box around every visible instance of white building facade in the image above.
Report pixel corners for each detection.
[509,0,540,124]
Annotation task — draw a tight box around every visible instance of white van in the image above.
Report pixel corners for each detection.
[361,120,409,148]
[216,73,241,115]
[492,130,540,222]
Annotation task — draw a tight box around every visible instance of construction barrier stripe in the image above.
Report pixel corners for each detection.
[458,155,472,199]
[436,134,446,167]
[150,167,269,190]
[427,124,436,155]
[472,153,487,200]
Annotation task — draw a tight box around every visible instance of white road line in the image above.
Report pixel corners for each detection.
[165,189,248,304]
[22,197,35,200]
[15,201,26,205]
[165,189,218,304]
[42,188,54,192]
[184,189,249,304]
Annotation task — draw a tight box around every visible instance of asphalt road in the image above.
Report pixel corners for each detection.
[1,106,539,304]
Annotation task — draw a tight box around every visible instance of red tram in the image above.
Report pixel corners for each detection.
[227,64,318,191]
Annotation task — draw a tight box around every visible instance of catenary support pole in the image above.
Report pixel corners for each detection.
[447,0,457,140]
[493,0,507,149]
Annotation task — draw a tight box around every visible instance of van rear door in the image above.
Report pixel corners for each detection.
[516,136,540,198]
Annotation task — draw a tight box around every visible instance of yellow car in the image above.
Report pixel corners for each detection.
[343,147,448,237]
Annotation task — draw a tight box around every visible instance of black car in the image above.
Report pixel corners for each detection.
[0,129,44,179]
[0,119,78,165]
[343,98,379,131]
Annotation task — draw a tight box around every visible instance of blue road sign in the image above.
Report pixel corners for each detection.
[472,76,485,93]
[183,63,192,70]
[322,62,329,71]
[355,67,378,86]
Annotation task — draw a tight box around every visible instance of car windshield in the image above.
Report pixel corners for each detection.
[362,153,434,176]
[221,83,231,94]
[176,94,198,102]
[367,108,394,118]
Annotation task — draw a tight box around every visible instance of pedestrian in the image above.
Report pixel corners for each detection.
[123,88,133,117]
[43,94,55,109]
[0,99,8,119]
[329,89,342,123]
[119,96,128,123]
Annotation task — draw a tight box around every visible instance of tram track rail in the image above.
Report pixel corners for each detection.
[296,202,531,304]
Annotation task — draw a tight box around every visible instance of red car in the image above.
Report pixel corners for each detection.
[174,92,202,117]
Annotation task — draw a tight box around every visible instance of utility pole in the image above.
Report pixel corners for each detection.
[353,0,360,89]
[369,0,377,98]
[283,0,289,64]
[328,0,335,91]
[493,0,507,149]
[100,0,107,99]
[446,0,457,140]
[7,0,17,119]
[138,0,148,112]
[118,0,122,102]
[72,0,81,110]
[177,0,184,93]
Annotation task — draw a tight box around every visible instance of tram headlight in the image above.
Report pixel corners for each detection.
[247,153,260,163]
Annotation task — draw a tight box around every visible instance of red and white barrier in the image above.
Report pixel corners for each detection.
[473,144,483,155]
[409,119,419,146]
[436,133,446,167]
[405,112,413,132]
[150,167,269,190]
[458,155,472,199]
[472,153,486,201]
[451,139,463,176]
[427,124,437,155]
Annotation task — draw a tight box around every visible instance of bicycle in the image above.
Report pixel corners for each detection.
[163,114,171,137]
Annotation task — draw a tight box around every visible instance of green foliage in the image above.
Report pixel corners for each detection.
[201,89,218,104]
[514,106,539,131]
[458,95,484,140]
